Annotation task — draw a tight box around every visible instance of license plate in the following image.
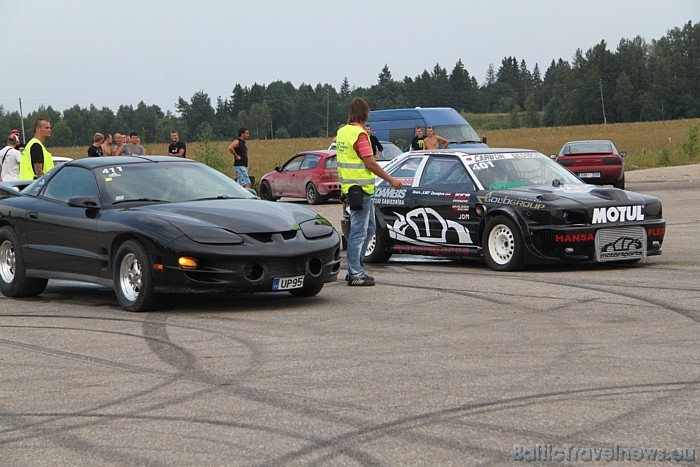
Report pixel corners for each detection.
[578,172,601,178]
[595,227,646,262]
[273,275,304,290]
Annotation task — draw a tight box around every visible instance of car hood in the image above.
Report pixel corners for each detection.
[481,184,652,208]
[131,199,320,233]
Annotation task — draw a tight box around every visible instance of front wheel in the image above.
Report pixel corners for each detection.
[482,216,525,271]
[260,180,277,201]
[0,226,48,297]
[113,240,158,312]
[289,284,323,297]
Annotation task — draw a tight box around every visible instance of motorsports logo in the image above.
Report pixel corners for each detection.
[592,205,644,224]
[600,235,644,259]
[477,192,545,210]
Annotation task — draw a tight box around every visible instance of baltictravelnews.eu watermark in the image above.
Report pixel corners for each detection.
[513,444,696,462]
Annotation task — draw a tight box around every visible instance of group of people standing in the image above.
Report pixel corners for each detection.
[411,126,450,150]
[0,119,54,182]
[87,130,186,158]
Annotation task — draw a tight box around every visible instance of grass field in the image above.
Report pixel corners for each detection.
[52,118,700,182]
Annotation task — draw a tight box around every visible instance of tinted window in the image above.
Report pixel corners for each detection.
[324,155,337,170]
[283,156,304,172]
[420,157,474,191]
[43,166,98,202]
[380,156,423,186]
[563,142,614,154]
[300,154,321,170]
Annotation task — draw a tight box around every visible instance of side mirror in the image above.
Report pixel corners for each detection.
[274,166,281,172]
[68,195,101,209]
[619,151,627,157]
[550,155,558,160]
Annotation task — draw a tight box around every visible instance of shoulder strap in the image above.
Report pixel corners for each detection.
[1,147,12,165]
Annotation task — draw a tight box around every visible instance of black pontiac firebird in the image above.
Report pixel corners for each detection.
[341,149,666,270]
[0,156,341,311]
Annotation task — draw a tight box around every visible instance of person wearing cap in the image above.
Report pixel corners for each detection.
[19,119,54,180]
[1,131,23,182]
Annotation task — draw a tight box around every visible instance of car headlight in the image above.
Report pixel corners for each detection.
[179,226,244,244]
[299,216,334,239]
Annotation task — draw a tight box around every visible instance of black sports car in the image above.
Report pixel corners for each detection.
[0,156,340,311]
[341,149,665,270]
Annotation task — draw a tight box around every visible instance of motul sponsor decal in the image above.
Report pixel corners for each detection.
[592,206,644,224]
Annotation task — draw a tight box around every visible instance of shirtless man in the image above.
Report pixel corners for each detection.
[423,126,450,150]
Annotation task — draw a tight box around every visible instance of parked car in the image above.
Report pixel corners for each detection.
[552,140,626,189]
[341,148,665,271]
[260,150,340,204]
[0,156,341,311]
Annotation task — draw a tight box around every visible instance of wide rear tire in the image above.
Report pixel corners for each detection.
[113,240,158,312]
[0,226,48,297]
[482,216,525,271]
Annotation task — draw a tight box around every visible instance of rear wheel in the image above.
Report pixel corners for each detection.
[613,174,625,189]
[260,180,277,201]
[306,183,323,205]
[113,240,158,312]
[0,226,48,297]
[289,283,324,297]
[364,228,392,263]
[482,216,525,271]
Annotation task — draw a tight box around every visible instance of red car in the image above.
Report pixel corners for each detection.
[259,150,340,204]
[553,140,627,189]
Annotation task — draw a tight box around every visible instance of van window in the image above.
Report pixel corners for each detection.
[389,128,414,148]
[432,125,481,144]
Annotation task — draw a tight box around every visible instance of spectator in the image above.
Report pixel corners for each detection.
[1,130,23,182]
[411,126,425,150]
[228,127,251,188]
[117,132,146,156]
[102,134,115,156]
[423,126,450,149]
[364,124,383,157]
[336,98,402,286]
[114,133,125,154]
[88,133,104,157]
[168,130,186,158]
[19,118,54,180]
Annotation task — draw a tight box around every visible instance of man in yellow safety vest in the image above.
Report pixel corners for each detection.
[19,118,54,180]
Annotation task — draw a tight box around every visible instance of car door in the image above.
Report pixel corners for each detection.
[298,154,322,195]
[410,156,477,248]
[275,155,304,197]
[24,166,101,277]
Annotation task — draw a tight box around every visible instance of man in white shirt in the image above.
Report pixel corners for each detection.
[0,130,23,182]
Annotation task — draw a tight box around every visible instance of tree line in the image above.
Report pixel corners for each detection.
[1,21,697,147]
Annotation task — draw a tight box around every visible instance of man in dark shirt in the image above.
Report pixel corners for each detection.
[411,126,425,150]
[168,130,186,158]
[364,124,383,157]
[87,133,104,157]
[228,127,251,188]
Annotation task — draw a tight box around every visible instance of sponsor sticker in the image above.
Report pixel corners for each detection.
[592,206,644,224]
[595,226,646,261]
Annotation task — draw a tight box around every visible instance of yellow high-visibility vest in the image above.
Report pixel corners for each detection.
[336,124,374,195]
[20,138,54,180]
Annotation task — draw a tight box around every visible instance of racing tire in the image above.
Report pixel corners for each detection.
[306,183,323,205]
[260,180,277,201]
[0,226,48,297]
[114,240,158,312]
[364,228,392,263]
[613,174,625,190]
[289,283,324,297]
[482,216,525,271]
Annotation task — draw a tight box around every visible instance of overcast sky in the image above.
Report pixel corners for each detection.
[2,0,697,116]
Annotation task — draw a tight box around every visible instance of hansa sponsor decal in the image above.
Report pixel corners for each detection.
[555,233,595,243]
[592,205,644,224]
[389,207,473,246]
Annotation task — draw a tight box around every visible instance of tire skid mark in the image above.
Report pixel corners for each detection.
[262,380,700,465]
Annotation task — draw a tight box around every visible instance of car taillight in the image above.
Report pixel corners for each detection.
[319,171,333,181]
[557,159,574,166]
[602,157,622,165]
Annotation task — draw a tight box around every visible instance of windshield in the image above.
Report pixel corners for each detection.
[433,124,482,144]
[96,162,255,205]
[467,153,584,189]
[376,142,404,161]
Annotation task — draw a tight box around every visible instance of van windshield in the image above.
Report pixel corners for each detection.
[433,124,482,144]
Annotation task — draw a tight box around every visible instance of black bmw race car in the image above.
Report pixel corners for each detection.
[341,149,665,271]
[0,156,341,311]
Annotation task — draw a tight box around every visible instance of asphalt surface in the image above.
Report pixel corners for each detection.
[1,166,699,465]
